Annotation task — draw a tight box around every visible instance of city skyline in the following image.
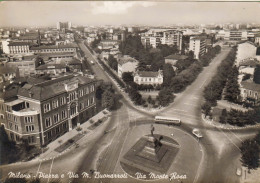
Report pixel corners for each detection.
[0,1,260,27]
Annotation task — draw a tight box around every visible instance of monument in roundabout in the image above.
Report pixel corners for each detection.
[120,124,180,179]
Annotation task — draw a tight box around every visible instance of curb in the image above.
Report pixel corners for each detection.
[202,114,260,130]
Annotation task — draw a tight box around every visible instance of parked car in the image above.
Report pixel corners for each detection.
[192,128,203,138]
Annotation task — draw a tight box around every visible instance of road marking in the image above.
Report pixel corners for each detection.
[227,129,243,142]
[35,160,42,178]
[218,129,240,150]
[47,157,55,183]
[184,103,198,107]
[199,79,207,88]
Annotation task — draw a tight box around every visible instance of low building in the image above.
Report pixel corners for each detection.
[30,44,78,54]
[36,64,67,76]
[36,52,76,60]
[117,55,139,78]
[238,58,259,75]
[236,41,257,65]
[240,79,260,105]
[134,70,163,86]
[1,75,97,146]
[165,54,188,66]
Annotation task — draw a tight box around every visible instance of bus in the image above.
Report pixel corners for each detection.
[154,116,181,126]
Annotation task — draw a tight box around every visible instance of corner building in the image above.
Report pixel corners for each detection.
[2,75,97,146]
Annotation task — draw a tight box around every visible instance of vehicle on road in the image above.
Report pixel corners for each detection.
[90,60,95,65]
[192,128,203,138]
[154,116,181,125]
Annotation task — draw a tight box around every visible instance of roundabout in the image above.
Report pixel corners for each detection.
[114,122,204,183]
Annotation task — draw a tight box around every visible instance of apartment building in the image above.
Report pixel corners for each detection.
[141,29,183,51]
[189,36,206,59]
[117,55,139,78]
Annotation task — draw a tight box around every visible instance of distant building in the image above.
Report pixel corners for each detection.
[240,79,260,105]
[255,34,260,46]
[117,55,139,78]
[165,54,188,66]
[36,64,67,76]
[224,30,247,41]
[236,41,257,65]
[57,22,72,31]
[2,40,30,55]
[1,75,97,146]
[141,29,183,51]
[30,43,78,54]
[189,36,206,59]
[134,70,163,86]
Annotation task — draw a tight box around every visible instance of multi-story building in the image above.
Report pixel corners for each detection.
[57,22,72,31]
[117,55,139,78]
[134,70,163,86]
[224,30,248,41]
[1,75,97,146]
[141,29,183,51]
[30,44,78,54]
[2,40,31,55]
[189,36,206,59]
[255,34,260,45]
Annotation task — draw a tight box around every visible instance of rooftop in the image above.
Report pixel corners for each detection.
[18,75,96,101]
[36,64,66,70]
[8,42,30,46]
[165,54,188,60]
[118,55,139,65]
[30,43,78,50]
[241,80,260,92]
[137,71,162,77]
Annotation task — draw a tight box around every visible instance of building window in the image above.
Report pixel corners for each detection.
[26,125,35,132]
[15,135,20,141]
[15,125,18,131]
[61,110,67,119]
[53,113,59,123]
[45,117,52,128]
[86,99,90,107]
[69,92,77,101]
[79,89,84,97]
[55,126,60,134]
[60,97,66,105]
[9,122,13,130]
[91,96,95,104]
[14,116,17,122]
[79,102,84,111]
[44,103,51,113]
[52,100,59,109]
[25,116,33,123]
[7,113,12,119]
[84,87,89,94]
[70,104,77,116]
[47,131,52,139]
[63,122,67,130]
[28,136,35,143]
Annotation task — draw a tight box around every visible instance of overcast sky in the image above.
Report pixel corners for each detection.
[0,1,259,27]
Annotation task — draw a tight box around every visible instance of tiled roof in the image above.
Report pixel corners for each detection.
[36,64,66,70]
[8,42,30,46]
[30,43,78,50]
[239,58,259,67]
[18,75,96,101]
[137,71,160,77]
[118,55,138,65]
[241,80,260,92]
[165,54,188,60]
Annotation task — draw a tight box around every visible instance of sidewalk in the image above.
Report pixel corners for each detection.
[36,109,110,161]
[202,114,260,130]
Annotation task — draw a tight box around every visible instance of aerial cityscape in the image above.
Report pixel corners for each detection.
[0,1,260,183]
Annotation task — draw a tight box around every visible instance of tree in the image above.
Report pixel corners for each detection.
[240,139,259,172]
[108,55,118,71]
[122,72,133,84]
[201,101,212,117]
[102,89,115,110]
[163,63,175,86]
[219,109,227,123]
[157,88,175,107]
[147,95,152,104]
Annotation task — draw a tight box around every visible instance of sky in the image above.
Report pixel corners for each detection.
[0,1,260,27]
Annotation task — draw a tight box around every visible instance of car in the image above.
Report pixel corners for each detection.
[90,60,95,65]
[192,128,203,138]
